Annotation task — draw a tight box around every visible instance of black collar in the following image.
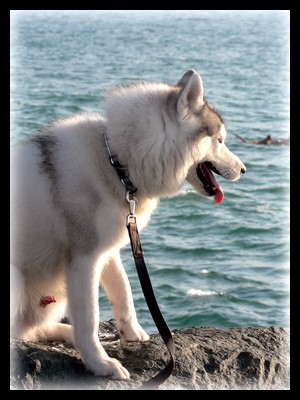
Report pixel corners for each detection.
[103,129,137,195]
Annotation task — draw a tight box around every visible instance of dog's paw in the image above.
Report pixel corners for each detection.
[86,357,130,380]
[119,319,150,342]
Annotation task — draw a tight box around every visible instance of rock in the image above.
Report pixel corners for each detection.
[10,320,289,390]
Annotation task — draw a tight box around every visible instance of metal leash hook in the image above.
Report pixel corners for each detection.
[126,190,138,225]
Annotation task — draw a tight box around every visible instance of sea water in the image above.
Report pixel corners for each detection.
[10,10,290,332]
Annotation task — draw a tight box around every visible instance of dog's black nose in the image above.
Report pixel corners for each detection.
[241,167,246,174]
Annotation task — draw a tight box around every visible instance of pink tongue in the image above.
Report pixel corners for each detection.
[201,163,224,205]
[214,186,224,205]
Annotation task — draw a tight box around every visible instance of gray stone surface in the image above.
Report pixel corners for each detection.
[10,320,289,390]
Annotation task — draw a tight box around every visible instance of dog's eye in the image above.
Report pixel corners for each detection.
[218,137,223,143]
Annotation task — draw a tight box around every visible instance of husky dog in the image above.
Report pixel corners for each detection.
[10,70,246,380]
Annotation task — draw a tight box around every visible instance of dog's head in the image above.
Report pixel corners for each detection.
[105,70,245,200]
[176,70,246,204]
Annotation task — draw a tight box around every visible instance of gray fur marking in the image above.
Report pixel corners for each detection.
[196,102,224,137]
[166,89,180,120]
[31,133,100,256]
[64,208,98,255]
[30,134,58,182]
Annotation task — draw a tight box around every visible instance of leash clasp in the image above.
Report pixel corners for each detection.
[126,190,138,225]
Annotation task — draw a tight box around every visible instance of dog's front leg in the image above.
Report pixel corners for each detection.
[66,254,130,379]
[100,252,149,342]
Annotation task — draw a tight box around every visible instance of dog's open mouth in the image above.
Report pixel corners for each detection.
[196,162,224,205]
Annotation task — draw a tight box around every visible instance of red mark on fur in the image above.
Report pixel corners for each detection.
[40,295,56,308]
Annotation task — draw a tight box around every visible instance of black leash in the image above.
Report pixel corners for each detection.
[126,193,175,389]
[103,130,175,389]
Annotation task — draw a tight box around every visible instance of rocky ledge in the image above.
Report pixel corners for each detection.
[10,320,289,390]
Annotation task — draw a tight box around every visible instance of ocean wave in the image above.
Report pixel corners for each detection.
[173,188,196,197]
[187,288,223,297]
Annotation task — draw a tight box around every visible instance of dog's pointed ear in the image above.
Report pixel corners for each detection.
[176,69,196,87]
[177,71,204,120]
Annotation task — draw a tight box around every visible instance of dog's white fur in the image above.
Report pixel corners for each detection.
[10,70,245,379]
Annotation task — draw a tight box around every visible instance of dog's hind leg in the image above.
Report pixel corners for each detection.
[37,322,75,344]
[17,322,74,344]
[100,252,149,342]
[10,271,73,343]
